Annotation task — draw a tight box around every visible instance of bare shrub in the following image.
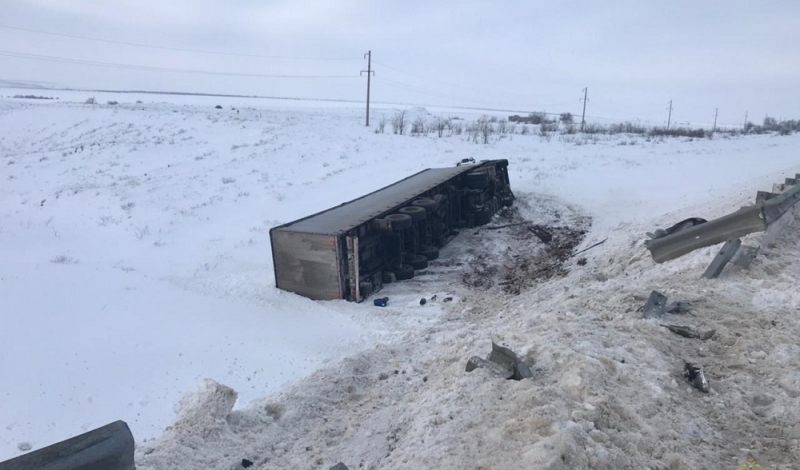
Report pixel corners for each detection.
[528,111,548,124]
[51,255,78,264]
[559,112,574,124]
[377,114,387,134]
[539,123,554,141]
[451,121,463,135]
[478,116,493,144]
[107,100,119,105]
[391,110,407,135]
[134,225,150,240]
[521,125,530,135]
[85,97,96,105]
[496,120,508,134]
[97,215,121,227]
[222,177,236,184]
[411,116,426,135]
[433,117,449,137]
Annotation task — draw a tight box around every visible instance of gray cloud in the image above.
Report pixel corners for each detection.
[1,0,798,125]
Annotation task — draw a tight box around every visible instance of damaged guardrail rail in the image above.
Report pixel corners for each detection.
[646,174,800,263]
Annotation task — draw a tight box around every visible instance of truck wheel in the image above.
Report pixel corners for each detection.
[405,254,429,270]
[412,198,439,213]
[398,206,426,221]
[418,244,439,260]
[474,207,492,226]
[386,213,413,230]
[390,264,415,281]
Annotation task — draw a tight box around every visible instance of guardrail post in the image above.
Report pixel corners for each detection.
[755,191,779,203]
[701,239,742,279]
[731,244,759,268]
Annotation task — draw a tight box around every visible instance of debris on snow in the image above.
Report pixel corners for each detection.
[660,324,715,340]
[466,342,533,381]
[373,297,389,307]
[528,225,553,243]
[642,290,668,319]
[465,356,515,379]
[684,362,709,393]
[665,300,691,314]
[329,463,349,470]
[241,458,253,468]
[487,342,534,380]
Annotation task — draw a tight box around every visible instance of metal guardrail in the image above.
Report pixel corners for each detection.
[646,174,800,263]
[0,421,134,470]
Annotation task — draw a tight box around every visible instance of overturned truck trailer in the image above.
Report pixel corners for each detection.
[270,159,513,302]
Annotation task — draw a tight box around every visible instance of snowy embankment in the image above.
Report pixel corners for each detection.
[1,91,799,468]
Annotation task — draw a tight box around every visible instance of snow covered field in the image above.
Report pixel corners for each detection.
[1,90,799,468]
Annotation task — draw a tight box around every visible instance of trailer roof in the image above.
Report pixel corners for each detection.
[275,164,482,235]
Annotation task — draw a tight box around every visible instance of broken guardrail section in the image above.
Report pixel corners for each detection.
[646,173,800,263]
[0,421,134,470]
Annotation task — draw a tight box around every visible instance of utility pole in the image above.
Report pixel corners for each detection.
[580,87,588,131]
[713,108,718,132]
[360,51,375,127]
[667,100,673,130]
[743,111,748,131]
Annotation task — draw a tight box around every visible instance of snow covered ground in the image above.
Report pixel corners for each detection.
[1,89,798,468]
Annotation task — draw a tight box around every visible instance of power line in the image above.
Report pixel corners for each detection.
[374,59,575,108]
[0,50,360,78]
[0,24,360,61]
[379,77,521,109]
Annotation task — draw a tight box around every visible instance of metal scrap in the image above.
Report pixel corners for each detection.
[466,342,533,380]
[643,291,668,319]
[684,362,709,393]
[661,324,715,340]
[665,301,691,314]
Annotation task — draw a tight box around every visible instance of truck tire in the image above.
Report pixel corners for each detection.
[398,206,426,221]
[465,171,489,190]
[390,264,415,281]
[386,213,413,230]
[412,198,439,213]
[474,207,492,226]
[405,254,429,270]
[496,159,509,168]
[418,244,439,260]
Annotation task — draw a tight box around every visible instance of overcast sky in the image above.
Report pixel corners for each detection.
[1,0,798,126]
